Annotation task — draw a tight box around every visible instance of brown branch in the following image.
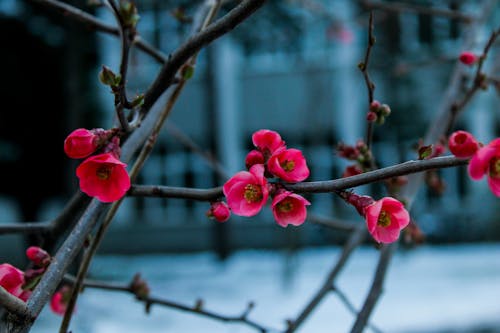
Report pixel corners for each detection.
[62,274,274,333]
[127,156,468,200]
[29,0,168,63]
[350,243,395,333]
[0,286,28,316]
[359,0,475,23]
[141,0,268,115]
[285,225,366,333]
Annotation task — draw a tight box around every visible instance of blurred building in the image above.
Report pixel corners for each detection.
[0,0,499,258]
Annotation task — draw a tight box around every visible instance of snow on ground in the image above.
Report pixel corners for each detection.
[32,243,500,333]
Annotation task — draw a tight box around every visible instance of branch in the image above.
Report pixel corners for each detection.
[29,0,167,63]
[285,225,366,333]
[308,214,357,232]
[127,156,468,201]
[0,287,28,316]
[359,0,475,23]
[141,0,268,114]
[62,274,275,333]
[350,243,395,333]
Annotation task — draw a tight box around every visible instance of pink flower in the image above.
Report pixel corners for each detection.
[252,129,285,157]
[268,148,310,182]
[459,51,478,65]
[206,201,231,222]
[0,263,28,301]
[50,286,73,316]
[365,197,410,244]
[26,246,51,267]
[64,128,98,159]
[271,191,310,227]
[468,138,500,196]
[245,150,265,170]
[223,164,269,217]
[76,153,131,202]
[448,130,479,158]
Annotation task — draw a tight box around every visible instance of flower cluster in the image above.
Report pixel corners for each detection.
[64,128,131,202]
[0,246,50,302]
[344,192,410,243]
[0,246,73,315]
[209,129,311,227]
[366,100,391,125]
[449,130,500,197]
[336,140,372,177]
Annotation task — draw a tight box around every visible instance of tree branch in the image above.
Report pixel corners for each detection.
[0,287,28,316]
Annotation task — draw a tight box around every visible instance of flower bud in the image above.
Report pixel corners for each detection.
[369,100,380,112]
[64,128,99,159]
[459,51,478,66]
[366,111,377,122]
[206,201,231,222]
[26,246,51,267]
[245,150,265,170]
[379,104,391,117]
[448,130,479,158]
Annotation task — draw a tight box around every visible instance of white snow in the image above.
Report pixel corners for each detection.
[31,243,500,333]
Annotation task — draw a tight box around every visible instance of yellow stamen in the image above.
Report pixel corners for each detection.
[244,184,263,203]
[278,200,294,213]
[489,158,500,178]
[281,160,295,172]
[96,166,111,180]
[377,210,391,227]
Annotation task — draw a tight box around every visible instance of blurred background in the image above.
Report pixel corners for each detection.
[0,0,499,332]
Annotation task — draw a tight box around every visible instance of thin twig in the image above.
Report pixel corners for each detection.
[0,287,28,316]
[307,214,357,232]
[30,0,168,63]
[62,274,275,333]
[359,11,376,150]
[285,225,366,333]
[350,243,395,333]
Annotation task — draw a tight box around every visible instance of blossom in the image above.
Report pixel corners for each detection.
[468,138,500,196]
[245,150,265,170]
[64,128,98,159]
[206,201,231,222]
[0,263,29,301]
[268,148,310,182]
[223,164,269,217]
[50,286,73,315]
[26,246,51,267]
[76,153,131,202]
[252,129,285,157]
[271,191,310,227]
[448,130,479,158]
[365,197,410,244]
[459,51,478,65]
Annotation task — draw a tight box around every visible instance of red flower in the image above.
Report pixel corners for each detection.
[206,201,231,222]
[50,285,73,316]
[365,197,410,243]
[448,130,479,158]
[252,129,286,157]
[223,164,269,217]
[26,246,51,267]
[271,190,310,227]
[268,148,310,183]
[64,128,99,159]
[76,153,131,202]
[459,51,478,65]
[0,263,28,301]
[468,138,500,196]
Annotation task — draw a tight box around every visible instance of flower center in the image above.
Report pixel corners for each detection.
[96,166,111,180]
[281,159,295,172]
[377,210,391,228]
[489,157,500,178]
[244,184,263,203]
[277,199,293,213]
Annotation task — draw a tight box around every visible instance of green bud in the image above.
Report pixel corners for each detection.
[181,64,195,80]
[418,144,433,160]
